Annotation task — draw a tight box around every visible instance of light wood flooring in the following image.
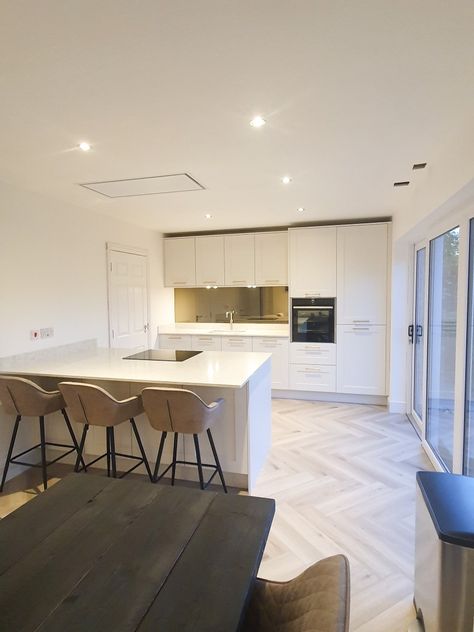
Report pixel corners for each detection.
[253,398,432,632]
[0,399,431,631]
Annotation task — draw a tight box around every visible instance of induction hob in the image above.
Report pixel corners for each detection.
[123,349,202,362]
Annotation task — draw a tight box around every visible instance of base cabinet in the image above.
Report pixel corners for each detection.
[159,334,192,349]
[252,337,289,389]
[336,325,386,395]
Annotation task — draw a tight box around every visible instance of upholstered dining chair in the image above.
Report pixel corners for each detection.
[241,554,350,632]
[58,382,152,481]
[0,375,84,491]
[141,386,227,492]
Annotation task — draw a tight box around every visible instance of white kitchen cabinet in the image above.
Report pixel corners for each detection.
[224,234,255,286]
[221,336,252,352]
[337,224,388,324]
[255,232,288,286]
[158,333,192,349]
[252,337,289,389]
[164,237,196,287]
[191,335,222,351]
[289,365,336,392]
[288,227,337,297]
[195,235,225,287]
[336,325,386,395]
[289,343,336,366]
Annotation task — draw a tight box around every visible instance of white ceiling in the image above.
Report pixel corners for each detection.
[1,0,473,233]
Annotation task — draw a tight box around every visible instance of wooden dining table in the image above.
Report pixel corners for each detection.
[0,474,275,631]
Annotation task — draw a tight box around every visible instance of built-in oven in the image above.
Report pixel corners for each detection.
[291,298,336,343]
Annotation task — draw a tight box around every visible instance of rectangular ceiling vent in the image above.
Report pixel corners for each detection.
[79,173,205,198]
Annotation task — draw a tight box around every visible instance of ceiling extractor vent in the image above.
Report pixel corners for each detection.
[79,173,205,198]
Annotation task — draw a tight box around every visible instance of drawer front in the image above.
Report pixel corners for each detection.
[159,334,192,349]
[289,365,336,392]
[252,337,288,351]
[191,335,222,351]
[221,337,252,352]
[289,343,336,365]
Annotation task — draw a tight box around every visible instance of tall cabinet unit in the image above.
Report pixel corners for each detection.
[288,227,337,297]
[336,224,389,395]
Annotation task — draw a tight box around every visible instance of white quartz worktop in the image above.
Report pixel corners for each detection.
[158,324,289,337]
[0,346,271,389]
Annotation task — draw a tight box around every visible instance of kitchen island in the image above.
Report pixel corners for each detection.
[0,342,272,492]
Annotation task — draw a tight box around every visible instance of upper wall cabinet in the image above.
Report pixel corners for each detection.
[164,237,196,287]
[224,234,255,286]
[255,232,288,286]
[195,235,225,286]
[288,227,337,297]
[337,224,388,324]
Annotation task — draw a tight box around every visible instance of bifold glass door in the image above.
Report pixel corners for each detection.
[412,247,426,425]
[426,227,459,471]
[464,220,474,475]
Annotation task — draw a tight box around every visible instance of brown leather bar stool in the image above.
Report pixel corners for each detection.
[58,382,152,481]
[0,375,85,492]
[241,554,351,632]
[141,387,227,493]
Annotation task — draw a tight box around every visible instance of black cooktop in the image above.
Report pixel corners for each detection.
[123,349,202,362]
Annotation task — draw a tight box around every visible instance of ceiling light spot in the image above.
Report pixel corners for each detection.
[78,142,91,151]
[297,207,305,213]
[281,176,292,185]
[250,116,266,128]
[205,213,212,219]
[412,162,427,170]
[394,181,410,187]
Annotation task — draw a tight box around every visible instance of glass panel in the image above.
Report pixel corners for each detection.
[413,248,426,419]
[464,220,474,475]
[426,226,459,471]
[174,286,288,323]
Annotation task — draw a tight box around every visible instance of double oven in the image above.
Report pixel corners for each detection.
[291,297,336,343]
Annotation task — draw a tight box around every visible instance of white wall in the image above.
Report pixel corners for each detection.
[0,180,173,357]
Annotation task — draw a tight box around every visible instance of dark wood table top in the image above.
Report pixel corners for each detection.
[0,474,275,632]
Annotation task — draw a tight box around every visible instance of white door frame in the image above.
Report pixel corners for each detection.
[106,242,151,348]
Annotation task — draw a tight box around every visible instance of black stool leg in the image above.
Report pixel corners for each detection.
[171,433,178,486]
[106,427,111,477]
[0,415,21,492]
[39,415,48,490]
[75,425,89,472]
[130,418,153,482]
[109,427,117,478]
[207,429,228,493]
[61,409,86,471]
[207,428,227,494]
[193,434,204,491]
[153,431,167,482]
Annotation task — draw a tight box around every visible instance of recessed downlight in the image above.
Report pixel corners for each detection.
[78,142,91,151]
[393,181,410,187]
[297,207,305,213]
[281,175,292,185]
[250,115,266,128]
[205,213,212,219]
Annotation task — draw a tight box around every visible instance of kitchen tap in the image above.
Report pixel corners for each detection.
[225,309,235,330]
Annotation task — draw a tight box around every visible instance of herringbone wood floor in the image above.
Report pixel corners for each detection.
[253,398,432,632]
[0,399,431,631]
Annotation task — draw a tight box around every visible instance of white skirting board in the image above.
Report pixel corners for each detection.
[273,389,387,407]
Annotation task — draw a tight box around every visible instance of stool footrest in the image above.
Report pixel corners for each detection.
[155,459,219,489]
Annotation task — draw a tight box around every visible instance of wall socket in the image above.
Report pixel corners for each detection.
[30,327,54,341]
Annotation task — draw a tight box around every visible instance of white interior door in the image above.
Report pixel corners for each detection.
[107,247,149,350]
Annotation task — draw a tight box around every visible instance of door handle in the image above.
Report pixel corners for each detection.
[408,324,414,344]
[416,324,423,338]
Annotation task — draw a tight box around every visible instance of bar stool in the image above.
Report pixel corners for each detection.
[58,382,153,481]
[0,375,84,492]
[141,387,227,493]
